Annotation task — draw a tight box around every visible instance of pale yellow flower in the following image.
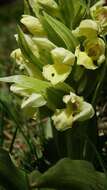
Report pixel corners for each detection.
[72,19,98,39]
[42,47,75,84]
[90,4,107,35]
[75,37,105,69]
[51,47,75,66]
[84,38,105,65]
[52,109,73,131]
[52,92,94,131]
[11,48,43,79]
[11,48,24,70]
[42,63,72,85]
[75,47,97,70]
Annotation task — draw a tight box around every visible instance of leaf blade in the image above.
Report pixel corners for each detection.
[0,149,28,190]
[0,75,51,94]
[43,13,78,51]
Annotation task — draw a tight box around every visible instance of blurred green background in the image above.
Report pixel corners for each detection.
[0,0,23,77]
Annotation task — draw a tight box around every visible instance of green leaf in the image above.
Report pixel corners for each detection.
[28,170,56,190]
[45,83,74,112]
[28,0,39,16]
[72,5,84,29]
[34,158,107,190]
[29,170,42,189]
[0,149,28,190]
[54,82,74,93]
[41,16,66,48]
[0,75,51,94]
[77,74,87,94]
[24,0,31,15]
[59,0,75,28]
[43,13,78,52]
[73,0,87,28]
[17,26,43,71]
[46,87,66,110]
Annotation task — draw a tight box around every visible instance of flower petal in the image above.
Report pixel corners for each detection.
[84,38,105,63]
[51,47,75,65]
[52,109,73,131]
[79,19,98,39]
[52,92,95,131]
[42,63,72,84]
[21,93,46,108]
[75,48,97,70]
[73,102,95,122]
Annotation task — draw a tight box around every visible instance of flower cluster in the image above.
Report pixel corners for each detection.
[1,0,107,131]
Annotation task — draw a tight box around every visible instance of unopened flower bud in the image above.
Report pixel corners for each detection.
[38,0,58,9]
[22,34,40,58]
[11,48,42,79]
[21,15,46,36]
[28,0,59,17]
[15,34,39,57]
[10,84,29,96]
[38,0,59,16]
[33,37,56,50]
[11,48,24,70]
[21,93,46,108]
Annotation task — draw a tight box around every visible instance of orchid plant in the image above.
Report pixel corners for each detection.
[0,0,107,189]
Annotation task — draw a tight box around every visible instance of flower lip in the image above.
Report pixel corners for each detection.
[75,46,98,70]
[42,47,75,84]
[42,63,72,85]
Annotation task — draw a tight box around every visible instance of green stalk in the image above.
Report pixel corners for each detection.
[64,46,107,160]
[9,126,18,153]
[85,45,107,162]
[0,106,4,147]
[0,98,39,161]
[92,41,107,107]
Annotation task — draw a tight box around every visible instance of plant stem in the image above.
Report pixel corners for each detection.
[9,126,18,153]
[92,46,107,107]
[0,106,4,147]
[0,98,39,160]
